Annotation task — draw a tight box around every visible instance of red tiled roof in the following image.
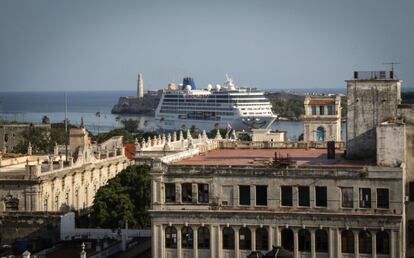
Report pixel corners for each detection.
[124,143,135,160]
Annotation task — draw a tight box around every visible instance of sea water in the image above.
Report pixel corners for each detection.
[0,91,345,140]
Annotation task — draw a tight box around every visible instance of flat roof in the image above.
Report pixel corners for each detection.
[174,149,372,168]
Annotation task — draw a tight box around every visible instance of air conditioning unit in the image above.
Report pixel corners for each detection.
[404,196,409,202]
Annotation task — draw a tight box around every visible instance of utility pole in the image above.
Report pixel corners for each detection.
[65,92,68,162]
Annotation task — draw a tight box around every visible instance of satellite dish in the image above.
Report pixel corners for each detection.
[206,84,212,91]
[216,84,221,91]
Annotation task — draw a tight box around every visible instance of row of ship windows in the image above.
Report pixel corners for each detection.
[163,99,269,103]
[164,183,390,209]
[242,112,272,115]
[160,111,234,116]
[164,225,391,255]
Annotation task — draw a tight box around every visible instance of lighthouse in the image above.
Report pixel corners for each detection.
[137,73,144,98]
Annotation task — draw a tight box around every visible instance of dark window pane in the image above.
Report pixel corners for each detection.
[281,186,292,206]
[239,185,251,206]
[315,230,328,253]
[198,184,209,203]
[281,229,294,251]
[239,228,251,250]
[376,231,389,254]
[165,226,177,249]
[182,183,192,203]
[315,186,327,207]
[341,230,354,253]
[256,185,267,206]
[298,186,310,207]
[165,183,176,203]
[198,227,210,249]
[377,188,389,209]
[341,187,353,208]
[298,229,311,252]
[223,227,235,250]
[359,231,372,254]
[182,227,193,249]
[319,106,324,115]
[256,228,268,251]
[409,182,414,201]
[359,188,371,208]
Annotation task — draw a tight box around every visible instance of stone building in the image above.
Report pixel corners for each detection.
[0,128,130,212]
[346,71,401,159]
[303,95,341,142]
[251,129,287,142]
[0,123,51,153]
[143,71,414,258]
[148,140,405,258]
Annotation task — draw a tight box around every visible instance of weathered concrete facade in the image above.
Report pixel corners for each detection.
[0,128,130,212]
[251,129,287,142]
[303,95,341,142]
[346,74,401,159]
[148,144,405,258]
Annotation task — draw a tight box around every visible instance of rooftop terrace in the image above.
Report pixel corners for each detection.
[173,148,373,168]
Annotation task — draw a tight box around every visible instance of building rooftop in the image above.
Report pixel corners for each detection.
[173,148,372,168]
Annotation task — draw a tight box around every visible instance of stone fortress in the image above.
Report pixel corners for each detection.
[136,70,414,258]
[0,127,130,212]
[111,73,162,115]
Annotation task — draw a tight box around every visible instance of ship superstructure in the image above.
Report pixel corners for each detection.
[154,75,276,131]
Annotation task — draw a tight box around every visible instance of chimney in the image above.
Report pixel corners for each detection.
[137,73,144,98]
[327,141,335,159]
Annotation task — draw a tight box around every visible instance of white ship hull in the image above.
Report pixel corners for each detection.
[154,115,277,131]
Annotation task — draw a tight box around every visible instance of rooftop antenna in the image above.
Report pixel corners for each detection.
[64,92,68,162]
[383,62,400,74]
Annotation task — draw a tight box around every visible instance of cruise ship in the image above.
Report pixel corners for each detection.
[154,76,277,131]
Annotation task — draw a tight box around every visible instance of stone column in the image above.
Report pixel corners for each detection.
[371,231,377,258]
[293,228,299,258]
[275,226,281,246]
[152,224,158,258]
[234,226,240,258]
[328,228,335,258]
[390,230,396,258]
[310,229,316,258]
[217,225,222,258]
[251,227,256,251]
[192,226,199,258]
[268,226,274,251]
[210,225,216,258]
[177,225,182,258]
[152,180,158,204]
[354,230,359,258]
[160,225,165,258]
[336,228,342,258]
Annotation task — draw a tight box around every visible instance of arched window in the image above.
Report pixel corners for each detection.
[376,231,389,254]
[359,230,372,254]
[223,227,235,250]
[198,227,210,249]
[298,229,311,252]
[315,229,328,253]
[341,230,354,253]
[316,127,325,141]
[182,226,193,249]
[256,228,268,251]
[281,228,294,251]
[165,226,177,249]
[239,227,251,250]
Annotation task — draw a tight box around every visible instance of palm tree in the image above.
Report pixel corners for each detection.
[95,112,101,134]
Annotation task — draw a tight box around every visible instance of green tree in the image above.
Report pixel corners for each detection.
[120,119,139,133]
[90,165,151,229]
[41,115,50,124]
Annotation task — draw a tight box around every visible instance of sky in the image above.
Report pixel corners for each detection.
[0,0,413,92]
